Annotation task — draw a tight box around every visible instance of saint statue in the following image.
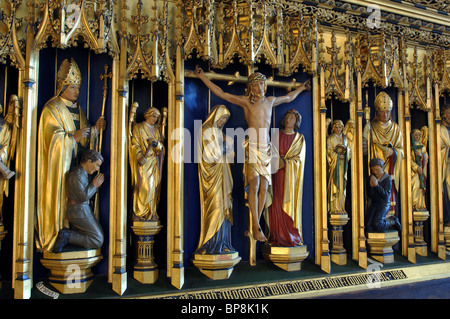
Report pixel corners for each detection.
[0,95,21,226]
[195,65,310,242]
[363,92,404,214]
[326,119,354,215]
[195,105,235,254]
[266,109,305,247]
[36,58,106,253]
[129,105,166,221]
[366,158,402,232]
[411,127,428,212]
[441,104,450,226]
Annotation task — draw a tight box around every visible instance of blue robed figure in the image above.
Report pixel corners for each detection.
[366,158,402,232]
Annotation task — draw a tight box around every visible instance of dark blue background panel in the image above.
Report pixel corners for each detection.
[183,58,314,266]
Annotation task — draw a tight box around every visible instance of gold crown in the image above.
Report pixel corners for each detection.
[56,59,82,95]
[374,92,393,111]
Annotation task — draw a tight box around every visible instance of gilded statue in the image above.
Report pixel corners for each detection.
[129,104,167,221]
[195,65,311,242]
[326,119,355,215]
[441,104,450,226]
[195,105,236,254]
[411,127,429,212]
[53,150,105,253]
[363,92,404,214]
[266,109,305,246]
[366,158,402,232]
[0,95,21,226]
[36,58,106,253]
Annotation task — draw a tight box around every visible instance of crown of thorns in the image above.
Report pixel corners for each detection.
[247,72,267,86]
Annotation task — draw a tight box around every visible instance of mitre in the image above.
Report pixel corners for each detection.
[374,92,393,111]
[56,58,82,96]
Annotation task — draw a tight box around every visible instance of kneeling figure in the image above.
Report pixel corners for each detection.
[53,149,105,253]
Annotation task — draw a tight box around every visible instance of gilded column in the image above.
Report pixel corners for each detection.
[12,8,37,299]
[313,25,330,273]
[166,80,174,278]
[167,18,185,287]
[430,81,446,259]
[108,13,129,293]
[398,89,416,263]
[429,52,446,259]
[353,35,367,268]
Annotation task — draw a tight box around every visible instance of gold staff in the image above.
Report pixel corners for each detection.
[93,64,112,218]
[98,64,112,153]
[364,89,371,176]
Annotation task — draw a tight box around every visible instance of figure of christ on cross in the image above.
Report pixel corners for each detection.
[195,65,311,242]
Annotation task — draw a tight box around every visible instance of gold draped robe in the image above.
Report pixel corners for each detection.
[411,144,428,211]
[441,125,450,202]
[37,96,95,252]
[278,132,306,235]
[327,133,351,214]
[129,121,164,220]
[0,118,12,219]
[196,105,234,251]
[265,131,305,237]
[363,120,404,192]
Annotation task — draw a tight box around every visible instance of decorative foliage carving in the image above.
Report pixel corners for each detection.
[34,0,117,55]
[0,0,25,68]
[126,0,172,82]
[407,47,428,111]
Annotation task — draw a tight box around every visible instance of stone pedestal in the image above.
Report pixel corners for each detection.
[366,230,400,263]
[192,251,241,280]
[131,220,162,284]
[329,213,350,265]
[445,226,450,252]
[262,244,309,271]
[40,248,102,294]
[413,211,430,256]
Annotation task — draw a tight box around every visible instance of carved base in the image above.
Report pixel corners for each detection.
[329,213,350,265]
[413,211,430,256]
[445,226,450,252]
[131,220,162,284]
[331,249,347,265]
[40,249,102,294]
[192,252,241,280]
[262,244,309,271]
[366,231,400,264]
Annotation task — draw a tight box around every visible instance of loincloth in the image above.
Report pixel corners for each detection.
[242,139,274,187]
